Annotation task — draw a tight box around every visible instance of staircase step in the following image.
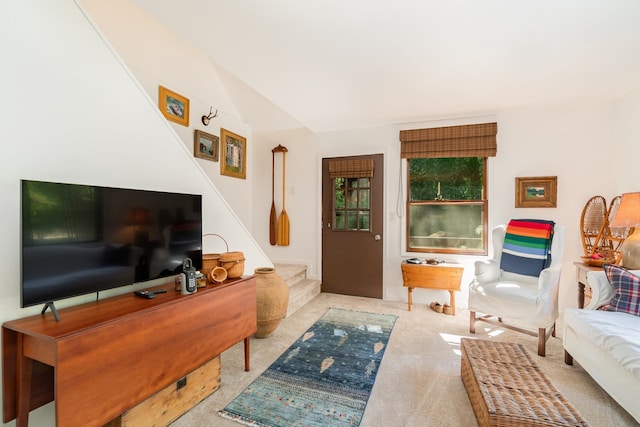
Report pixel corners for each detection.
[287,278,321,317]
[273,263,308,288]
[273,263,321,317]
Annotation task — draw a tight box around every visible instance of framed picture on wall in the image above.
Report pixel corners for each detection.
[220,128,246,179]
[158,86,190,126]
[194,130,219,162]
[515,176,557,208]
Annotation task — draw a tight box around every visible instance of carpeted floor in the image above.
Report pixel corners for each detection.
[171,293,639,427]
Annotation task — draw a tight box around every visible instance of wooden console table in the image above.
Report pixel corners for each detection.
[2,276,256,427]
[401,262,464,315]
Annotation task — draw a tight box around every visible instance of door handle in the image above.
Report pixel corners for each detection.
[374,235,381,241]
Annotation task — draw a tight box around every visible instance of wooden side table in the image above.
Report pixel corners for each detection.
[574,261,600,308]
[401,262,463,314]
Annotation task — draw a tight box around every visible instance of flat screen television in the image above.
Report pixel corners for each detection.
[21,179,202,315]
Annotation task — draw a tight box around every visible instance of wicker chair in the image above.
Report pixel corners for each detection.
[468,224,565,356]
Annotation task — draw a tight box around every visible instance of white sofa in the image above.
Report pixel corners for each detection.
[563,269,640,423]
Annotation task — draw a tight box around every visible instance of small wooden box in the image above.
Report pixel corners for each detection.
[105,356,221,427]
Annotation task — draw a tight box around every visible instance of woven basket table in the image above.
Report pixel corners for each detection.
[460,338,589,427]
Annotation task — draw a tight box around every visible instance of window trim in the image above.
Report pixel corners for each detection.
[404,157,488,255]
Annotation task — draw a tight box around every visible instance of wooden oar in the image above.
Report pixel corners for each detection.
[269,148,277,245]
[277,146,290,246]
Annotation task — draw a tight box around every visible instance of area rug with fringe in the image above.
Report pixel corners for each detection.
[218,308,398,427]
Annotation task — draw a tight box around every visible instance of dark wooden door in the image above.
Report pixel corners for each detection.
[321,154,383,298]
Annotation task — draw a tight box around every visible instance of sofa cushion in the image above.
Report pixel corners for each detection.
[500,219,555,277]
[599,264,640,317]
[564,308,640,382]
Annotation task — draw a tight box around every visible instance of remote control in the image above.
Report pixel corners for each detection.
[134,290,156,299]
[153,289,167,294]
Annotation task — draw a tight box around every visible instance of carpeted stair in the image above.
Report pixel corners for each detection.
[273,263,321,317]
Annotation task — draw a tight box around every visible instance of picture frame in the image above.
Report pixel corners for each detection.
[194,130,219,162]
[158,86,190,126]
[220,128,246,179]
[515,176,557,208]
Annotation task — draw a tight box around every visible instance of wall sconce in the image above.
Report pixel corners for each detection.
[201,107,218,126]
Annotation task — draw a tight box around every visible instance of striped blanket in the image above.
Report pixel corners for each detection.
[500,219,555,277]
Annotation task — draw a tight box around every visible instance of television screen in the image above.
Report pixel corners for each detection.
[21,180,202,308]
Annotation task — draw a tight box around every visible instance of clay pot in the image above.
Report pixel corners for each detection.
[254,267,289,338]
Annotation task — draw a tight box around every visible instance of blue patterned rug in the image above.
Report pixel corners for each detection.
[218,308,398,427]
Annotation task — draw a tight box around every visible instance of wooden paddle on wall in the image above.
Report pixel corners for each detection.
[269,148,277,245]
[276,145,290,246]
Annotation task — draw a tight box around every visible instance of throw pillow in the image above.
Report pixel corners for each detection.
[500,219,555,277]
[598,263,640,316]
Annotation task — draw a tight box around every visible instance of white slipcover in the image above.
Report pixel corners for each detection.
[563,269,640,423]
[469,224,565,329]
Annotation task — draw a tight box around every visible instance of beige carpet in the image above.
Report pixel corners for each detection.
[171,293,638,427]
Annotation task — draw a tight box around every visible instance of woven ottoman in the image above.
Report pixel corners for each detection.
[460,338,589,427]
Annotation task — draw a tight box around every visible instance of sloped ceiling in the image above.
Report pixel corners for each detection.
[131,0,640,133]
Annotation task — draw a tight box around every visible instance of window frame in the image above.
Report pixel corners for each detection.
[405,157,488,255]
[331,176,372,232]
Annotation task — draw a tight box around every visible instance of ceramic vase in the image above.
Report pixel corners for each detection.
[255,267,289,338]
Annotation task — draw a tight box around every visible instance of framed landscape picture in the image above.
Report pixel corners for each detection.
[194,130,219,162]
[515,176,557,208]
[158,86,189,126]
[220,128,246,179]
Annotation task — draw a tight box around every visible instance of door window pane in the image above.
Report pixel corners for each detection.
[347,190,358,208]
[333,176,372,231]
[359,189,370,209]
[359,211,370,230]
[335,211,345,229]
[334,178,345,209]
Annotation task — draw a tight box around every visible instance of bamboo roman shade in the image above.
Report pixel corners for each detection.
[399,122,497,158]
[328,158,374,178]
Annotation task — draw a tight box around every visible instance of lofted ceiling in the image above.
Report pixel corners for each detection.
[131,0,640,133]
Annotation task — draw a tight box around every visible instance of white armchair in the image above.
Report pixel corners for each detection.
[469,223,565,356]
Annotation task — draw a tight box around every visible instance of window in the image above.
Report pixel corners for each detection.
[329,158,374,231]
[399,122,497,255]
[333,177,371,231]
[407,157,487,254]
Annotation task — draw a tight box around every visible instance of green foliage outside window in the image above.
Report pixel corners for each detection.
[409,158,483,201]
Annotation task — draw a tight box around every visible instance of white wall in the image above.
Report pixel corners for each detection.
[77,0,639,315]
[254,104,623,313]
[79,0,255,228]
[0,2,270,425]
[611,89,640,193]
